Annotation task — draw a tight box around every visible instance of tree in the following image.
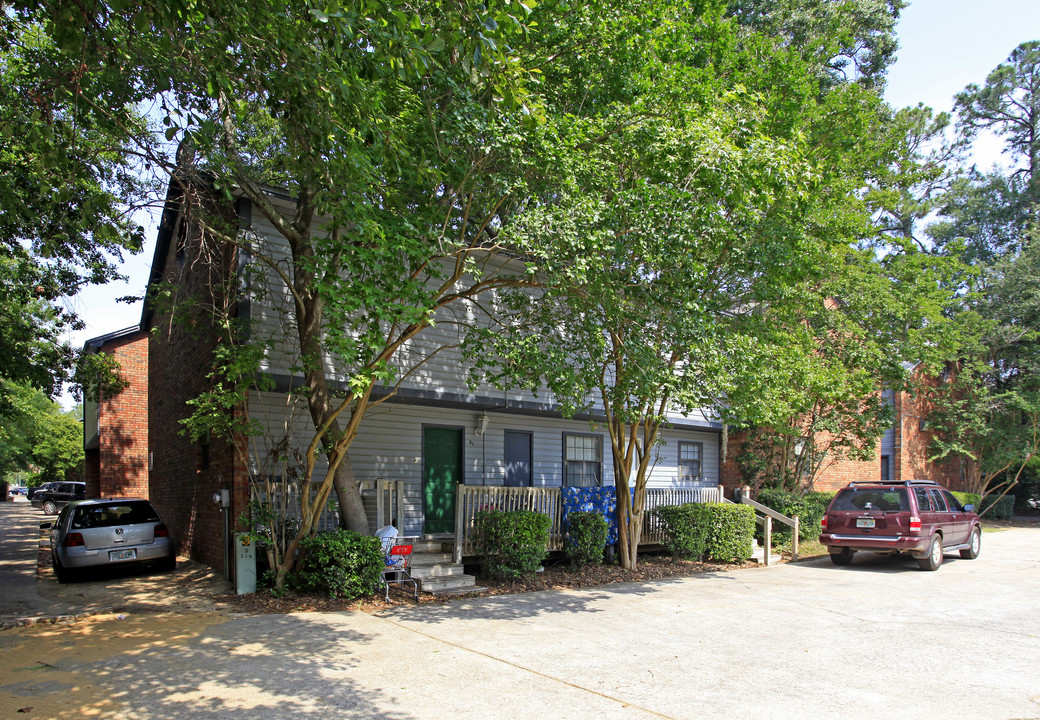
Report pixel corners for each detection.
[955,41,1040,211]
[0,19,147,394]
[922,41,1040,508]
[465,0,932,567]
[11,0,554,587]
[0,381,84,485]
[725,0,906,89]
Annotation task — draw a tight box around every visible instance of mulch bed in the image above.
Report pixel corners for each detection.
[222,553,764,615]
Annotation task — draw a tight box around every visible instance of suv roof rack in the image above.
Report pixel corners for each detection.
[848,479,939,487]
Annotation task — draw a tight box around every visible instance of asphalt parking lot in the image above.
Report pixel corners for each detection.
[1,501,1039,719]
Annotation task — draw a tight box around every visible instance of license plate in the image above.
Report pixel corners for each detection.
[109,548,137,561]
[856,518,875,529]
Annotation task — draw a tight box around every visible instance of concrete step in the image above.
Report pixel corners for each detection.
[751,543,783,565]
[411,540,449,553]
[408,552,454,566]
[409,563,465,579]
[419,573,485,595]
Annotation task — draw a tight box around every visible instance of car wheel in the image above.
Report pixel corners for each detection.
[960,527,981,560]
[918,534,943,571]
[52,553,76,584]
[830,548,855,566]
[42,500,57,515]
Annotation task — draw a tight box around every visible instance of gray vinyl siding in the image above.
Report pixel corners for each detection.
[246,392,720,534]
[243,212,558,409]
[241,203,720,429]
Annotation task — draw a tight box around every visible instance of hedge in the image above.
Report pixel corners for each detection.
[755,489,835,542]
[951,491,1014,519]
[288,529,384,599]
[475,509,551,579]
[653,504,701,560]
[565,511,608,568]
[654,502,755,562]
[979,494,1015,519]
[693,503,756,561]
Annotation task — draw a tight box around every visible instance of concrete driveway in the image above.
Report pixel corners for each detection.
[1,500,1038,719]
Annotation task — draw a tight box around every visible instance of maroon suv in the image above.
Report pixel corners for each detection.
[819,480,981,571]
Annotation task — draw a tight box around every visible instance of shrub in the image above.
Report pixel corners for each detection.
[951,491,981,510]
[288,529,384,599]
[565,511,608,568]
[693,503,756,562]
[755,489,835,542]
[475,509,551,579]
[979,493,1015,520]
[951,491,1013,519]
[654,504,702,560]
[655,503,756,562]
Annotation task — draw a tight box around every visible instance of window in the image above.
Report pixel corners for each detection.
[880,455,891,483]
[941,490,963,512]
[914,487,936,512]
[564,434,602,487]
[928,488,948,512]
[678,442,703,482]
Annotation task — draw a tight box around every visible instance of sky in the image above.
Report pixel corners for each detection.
[56,0,1040,407]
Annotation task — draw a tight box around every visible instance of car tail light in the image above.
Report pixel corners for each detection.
[821,515,828,531]
[154,524,170,538]
[909,516,921,534]
[63,532,85,547]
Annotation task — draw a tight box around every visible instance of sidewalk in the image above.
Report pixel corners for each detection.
[0,501,83,625]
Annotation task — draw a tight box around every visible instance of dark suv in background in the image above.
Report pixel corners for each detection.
[30,481,86,515]
[820,479,981,571]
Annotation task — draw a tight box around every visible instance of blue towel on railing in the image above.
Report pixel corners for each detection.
[562,486,635,545]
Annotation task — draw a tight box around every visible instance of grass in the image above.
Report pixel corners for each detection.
[771,536,828,559]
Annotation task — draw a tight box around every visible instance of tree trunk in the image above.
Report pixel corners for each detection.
[332,452,369,532]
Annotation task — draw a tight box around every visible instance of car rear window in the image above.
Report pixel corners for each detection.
[831,487,910,512]
[71,502,161,529]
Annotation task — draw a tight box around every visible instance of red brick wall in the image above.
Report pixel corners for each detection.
[892,385,963,490]
[148,206,247,577]
[720,427,884,494]
[721,377,961,495]
[95,334,150,498]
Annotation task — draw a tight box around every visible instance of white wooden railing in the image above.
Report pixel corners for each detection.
[453,486,565,562]
[360,478,406,534]
[725,495,800,565]
[641,485,724,544]
[253,485,340,533]
[452,484,724,562]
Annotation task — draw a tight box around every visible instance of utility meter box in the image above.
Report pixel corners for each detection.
[235,533,257,595]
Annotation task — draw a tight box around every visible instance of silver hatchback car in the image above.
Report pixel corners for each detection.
[44,499,176,582]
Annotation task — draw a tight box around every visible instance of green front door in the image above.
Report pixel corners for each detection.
[423,427,462,535]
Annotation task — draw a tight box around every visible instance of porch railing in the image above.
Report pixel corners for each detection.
[253,485,340,533]
[360,478,406,534]
[453,484,724,563]
[738,495,800,564]
[453,486,565,562]
[640,485,724,544]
